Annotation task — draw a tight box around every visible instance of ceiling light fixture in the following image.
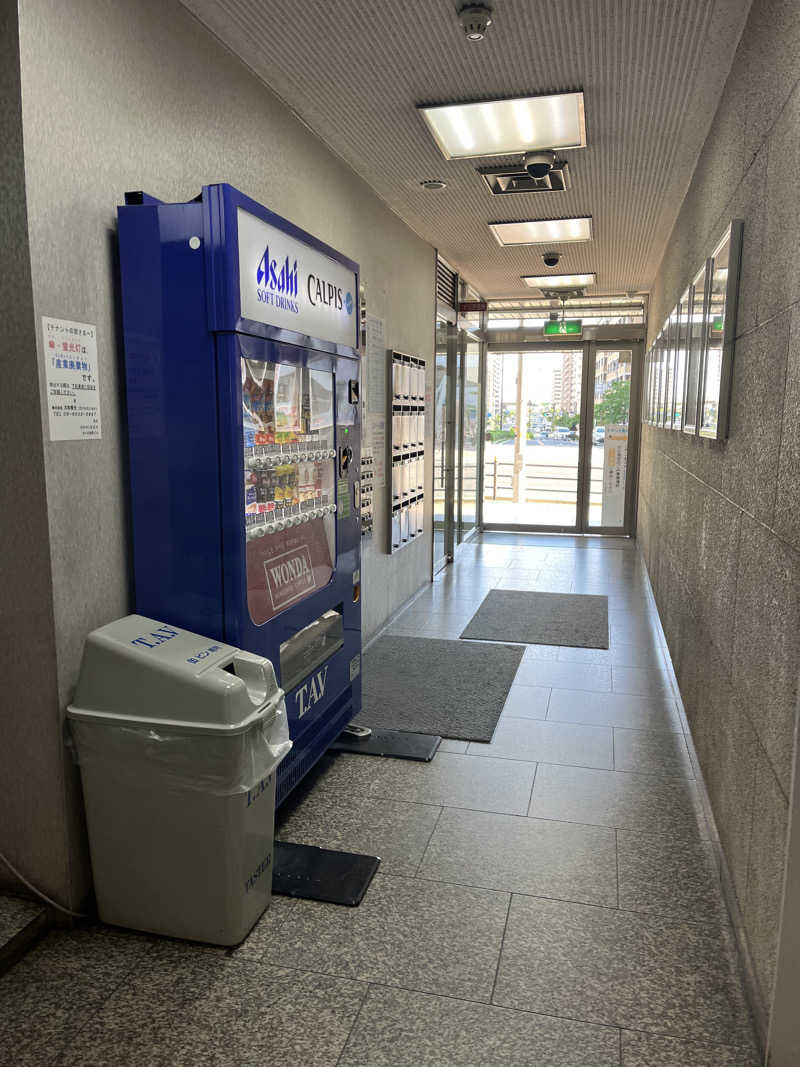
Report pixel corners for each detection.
[458,4,493,41]
[418,91,586,160]
[420,179,447,190]
[490,217,593,246]
[521,273,597,289]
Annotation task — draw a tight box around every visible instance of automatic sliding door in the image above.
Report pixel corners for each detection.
[482,343,641,534]
[483,349,583,529]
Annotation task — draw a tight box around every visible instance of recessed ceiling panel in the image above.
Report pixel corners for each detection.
[522,273,597,288]
[490,217,592,246]
[419,92,586,160]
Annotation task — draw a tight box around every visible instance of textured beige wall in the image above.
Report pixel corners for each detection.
[0,0,72,904]
[638,0,800,1044]
[8,0,435,908]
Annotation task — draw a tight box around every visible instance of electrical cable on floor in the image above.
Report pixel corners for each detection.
[0,850,88,919]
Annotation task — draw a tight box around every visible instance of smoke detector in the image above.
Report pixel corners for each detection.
[420,179,447,190]
[458,4,493,41]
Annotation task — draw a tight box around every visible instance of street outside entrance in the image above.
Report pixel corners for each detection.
[482,438,604,526]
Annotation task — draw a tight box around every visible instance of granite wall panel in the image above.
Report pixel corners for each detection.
[638,0,800,1048]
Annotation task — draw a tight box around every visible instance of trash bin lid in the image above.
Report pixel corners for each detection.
[67,615,282,733]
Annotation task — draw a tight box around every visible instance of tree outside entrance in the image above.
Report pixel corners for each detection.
[594,379,631,427]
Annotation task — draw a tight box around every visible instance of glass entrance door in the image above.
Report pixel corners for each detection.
[457,331,481,542]
[482,343,641,533]
[483,349,583,529]
[585,346,637,531]
[432,318,451,572]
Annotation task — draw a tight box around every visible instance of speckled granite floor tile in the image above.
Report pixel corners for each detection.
[57,950,365,1067]
[298,752,386,798]
[617,831,725,923]
[514,660,613,692]
[305,750,535,815]
[418,807,617,906]
[557,643,665,669]
[0,894,44,945]
[368,751,537,815]
[500,684,551,719]
[272,874,508,1001]
[467,716,613,769]
[613,728,694,778]
[438,738,469,752]
[547,689,682,731]
[496,577,575,592]
[275,789,441,877]
[227,893,299,960]
[621,1029,760,1065]
[612,667,674,699]
[338,984,621,1066]
[0,925,155,1066]
[530,764,707,840]
[518,643,562,660]
[493,896,754,1046]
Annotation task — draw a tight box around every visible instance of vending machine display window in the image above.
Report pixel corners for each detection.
[242,357,337,625]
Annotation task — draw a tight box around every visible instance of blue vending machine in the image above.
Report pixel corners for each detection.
[117,183,362,806]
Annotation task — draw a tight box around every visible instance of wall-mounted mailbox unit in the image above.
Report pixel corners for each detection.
[388,351,425,552]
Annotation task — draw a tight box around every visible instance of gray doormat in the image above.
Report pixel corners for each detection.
[354,636,525,742]
[460,590,609,649]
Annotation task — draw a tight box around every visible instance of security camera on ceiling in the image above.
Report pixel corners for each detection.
[522,150,557,179]
[542,252,561,268]
[458,4,493,41]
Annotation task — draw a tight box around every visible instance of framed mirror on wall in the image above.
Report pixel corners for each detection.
[672,289,689,430]
[701,223,742,439]
[642,220,742,442]
[683,263,707,436]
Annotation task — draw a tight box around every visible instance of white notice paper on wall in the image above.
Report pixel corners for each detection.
[601,425,628,526]
[369,416,386,489]
[42,317,101,440]
[365,314,386,415]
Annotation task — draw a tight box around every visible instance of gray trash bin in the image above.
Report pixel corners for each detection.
[67,614,291,945]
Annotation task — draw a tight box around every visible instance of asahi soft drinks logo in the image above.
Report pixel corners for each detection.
[239,208,357,347]
[256,245,299,313]
[264,546,316,611]
[254,243,353,320]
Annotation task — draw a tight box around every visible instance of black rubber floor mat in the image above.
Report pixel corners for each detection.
[272,841,380,906]
[329,728,441,761]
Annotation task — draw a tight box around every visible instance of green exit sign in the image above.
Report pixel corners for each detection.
[711,315,724,334]
[544,319,583,336]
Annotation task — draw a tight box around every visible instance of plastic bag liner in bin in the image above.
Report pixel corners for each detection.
[67,614,292,946]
